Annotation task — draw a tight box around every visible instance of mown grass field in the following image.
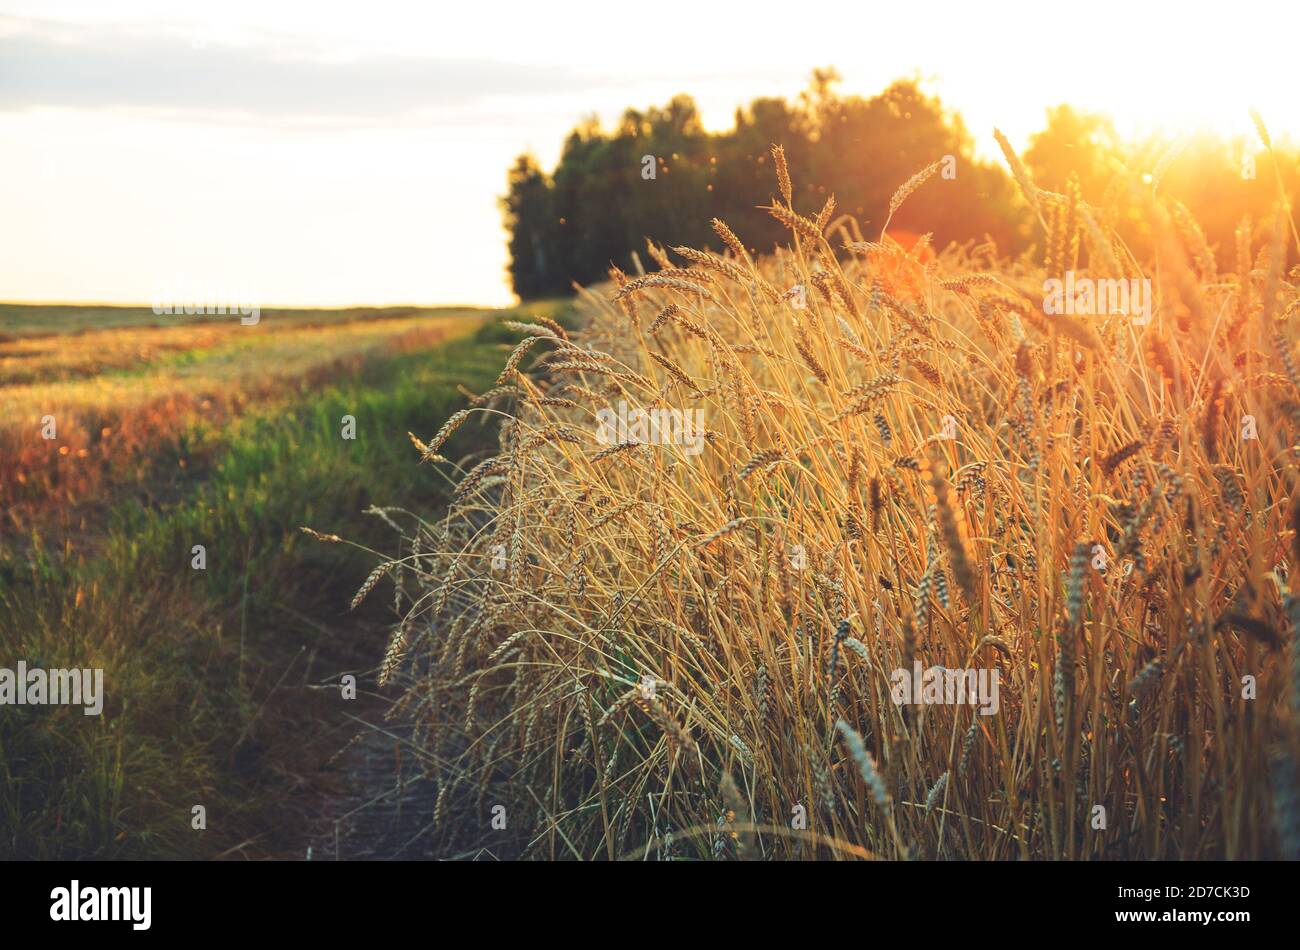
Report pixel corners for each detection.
[0,303,442,340]
[0,299,575,858]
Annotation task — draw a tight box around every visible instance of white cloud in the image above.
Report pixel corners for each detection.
[0,15,612,124]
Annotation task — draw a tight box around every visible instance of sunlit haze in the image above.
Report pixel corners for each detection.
[1,0,1295,308]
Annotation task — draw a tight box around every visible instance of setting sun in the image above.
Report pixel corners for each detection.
[1,0,1295,308]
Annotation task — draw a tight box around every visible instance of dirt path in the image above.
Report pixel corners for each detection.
[210,586,431,860]
[308,716,442,860]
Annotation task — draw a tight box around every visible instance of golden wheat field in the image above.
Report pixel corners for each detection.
[364,142,1300,862]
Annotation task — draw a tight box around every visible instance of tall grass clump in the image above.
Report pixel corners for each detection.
[372,144,1300,860]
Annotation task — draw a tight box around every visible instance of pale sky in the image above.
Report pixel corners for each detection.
[1,0,1296,308]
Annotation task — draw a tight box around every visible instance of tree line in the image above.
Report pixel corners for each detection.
[501,69,1296,299]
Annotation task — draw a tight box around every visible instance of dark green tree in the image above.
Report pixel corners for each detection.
[501,73,1031,299]
[500,154,565,298]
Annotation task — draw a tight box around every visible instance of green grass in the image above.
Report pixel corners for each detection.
[0,305,571,858]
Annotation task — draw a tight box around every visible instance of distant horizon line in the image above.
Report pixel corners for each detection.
[0,298,521,312]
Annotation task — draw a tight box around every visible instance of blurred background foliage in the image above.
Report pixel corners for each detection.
[502,69,1298,298]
